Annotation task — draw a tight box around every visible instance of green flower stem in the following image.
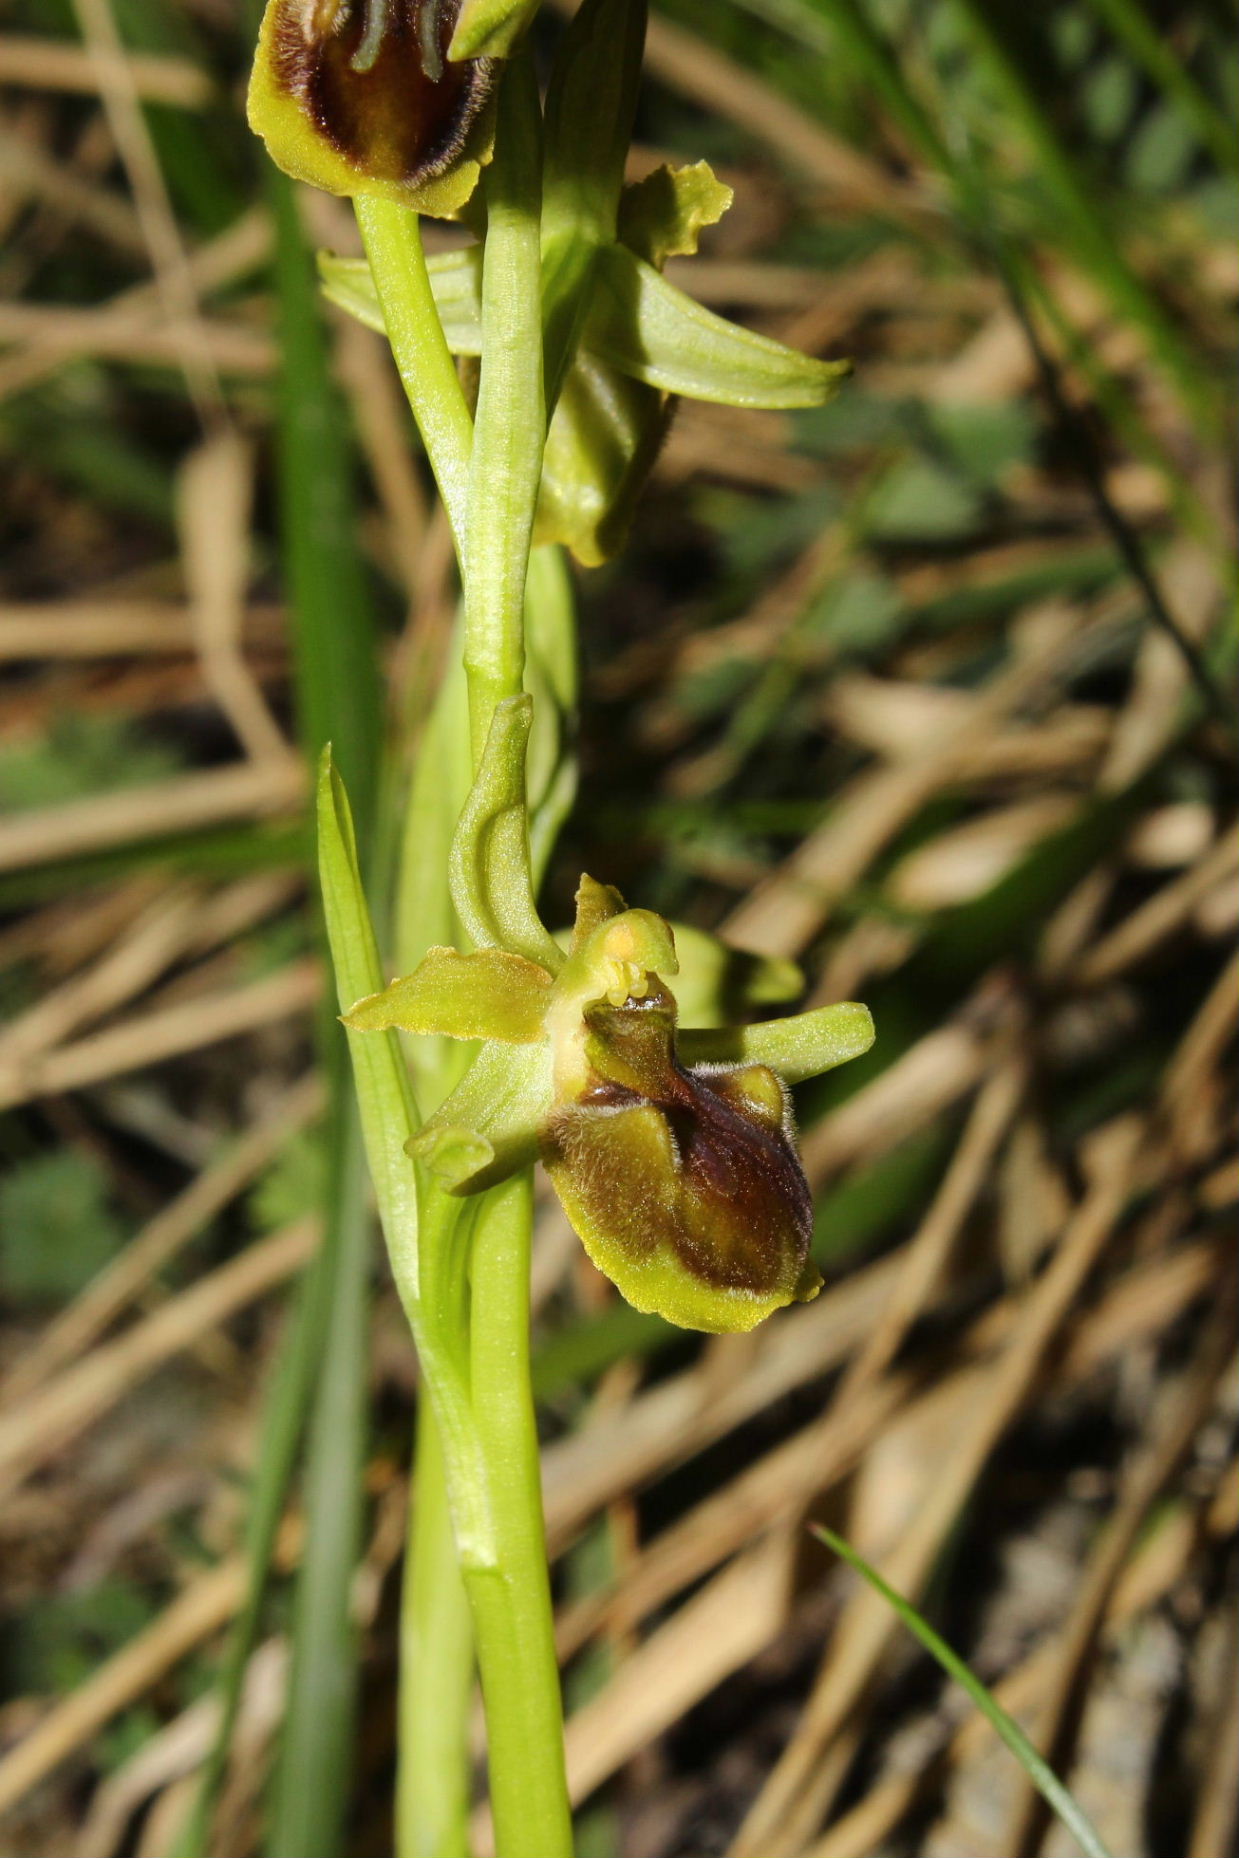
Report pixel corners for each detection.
[355,196,474,554]
[462,50,546,758]
[465,1171,574,1858]
[399,1398,474,1858]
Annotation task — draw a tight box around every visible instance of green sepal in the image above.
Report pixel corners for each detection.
[449,695,564,972]
[589,245,853,409]
[343,946,554,1042]
[408,1040,553,1193]
[679,1000,875,1083]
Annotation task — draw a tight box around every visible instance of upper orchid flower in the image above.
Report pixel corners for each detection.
[248,0,498,214]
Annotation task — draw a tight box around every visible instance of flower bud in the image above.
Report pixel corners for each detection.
[249,0,496,213]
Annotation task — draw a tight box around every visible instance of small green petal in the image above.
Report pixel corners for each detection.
[617,160,733,268]
[343,945,553,1041]
[449,0,538,59]
[680,1001,875,1084]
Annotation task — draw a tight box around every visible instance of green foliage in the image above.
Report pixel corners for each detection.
[4,1581,155,1696]
[0,1151,126,1302]
[0,715,181,811]
[249,1131,328,1234]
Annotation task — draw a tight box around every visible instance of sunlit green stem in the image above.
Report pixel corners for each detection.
[462,50,545,757]
[464,1172,573,1858]
[399,1399,474,1858]
[356,196,474,553]
[447,55,571,1854]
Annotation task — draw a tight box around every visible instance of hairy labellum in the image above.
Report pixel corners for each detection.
[251,0,495,207]
[543,984,822,1334]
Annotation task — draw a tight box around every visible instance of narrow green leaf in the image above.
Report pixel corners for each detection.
[262,159,385,1858]
[589,245,852,408]
[272,180,383,844]
[813,1527,1118,1858]
[171,1224,325,1858]
[268,1103,370,1858]
[317,752,422,1306]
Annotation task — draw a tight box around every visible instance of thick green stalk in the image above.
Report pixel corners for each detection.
[446,56,571,1853]
[356,196,474,553]
[465,1173,573,1858]
[462,51,546,756]
[399,1399,475,1858]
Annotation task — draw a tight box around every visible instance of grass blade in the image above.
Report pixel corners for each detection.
[263,160,387,1858]
[813,1526,1117,1858]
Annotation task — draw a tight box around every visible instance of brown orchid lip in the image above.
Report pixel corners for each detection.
[271,0,495,187]
[546,986,816,1305]
[567,1072,813,1295]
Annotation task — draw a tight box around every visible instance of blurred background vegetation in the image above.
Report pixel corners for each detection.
[0,0,1234,1854]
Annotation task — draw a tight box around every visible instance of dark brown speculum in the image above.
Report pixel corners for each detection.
[270,0,494,187]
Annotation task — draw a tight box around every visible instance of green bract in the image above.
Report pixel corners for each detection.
[344,875,874,1333]
[248,0,497,214]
